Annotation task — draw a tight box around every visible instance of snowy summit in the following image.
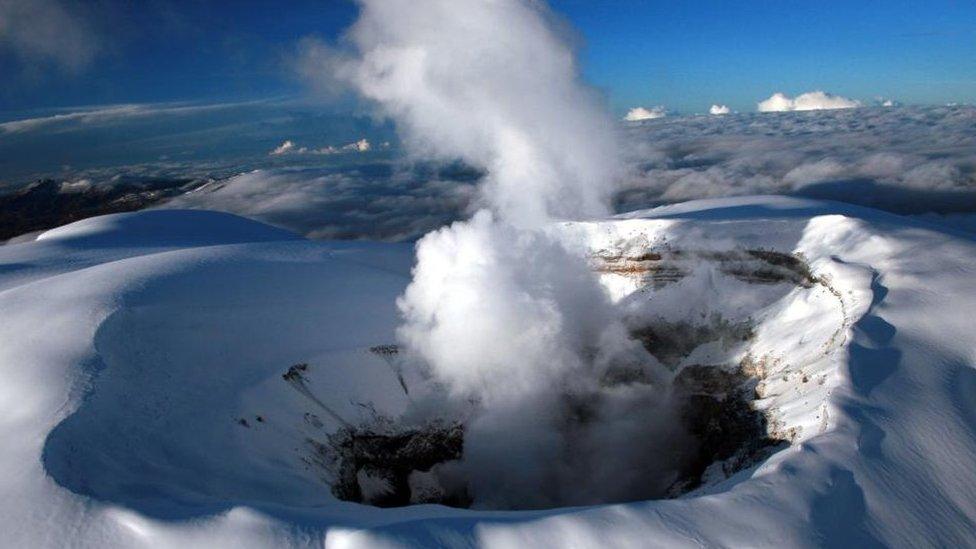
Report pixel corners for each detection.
[0,196,975,546]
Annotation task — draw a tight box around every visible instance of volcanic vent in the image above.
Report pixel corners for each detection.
[247,230,848,510]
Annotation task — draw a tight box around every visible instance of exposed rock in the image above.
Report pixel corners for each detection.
[593,247,816,288]
[669,364,782,494]
[631,317,754,369]
[321,423,467,508]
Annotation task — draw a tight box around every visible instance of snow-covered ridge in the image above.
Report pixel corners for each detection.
[36,209,301,247]
[1,196,975,547]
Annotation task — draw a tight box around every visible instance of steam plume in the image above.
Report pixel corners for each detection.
[329,0,683,507]
[334,0,620,228]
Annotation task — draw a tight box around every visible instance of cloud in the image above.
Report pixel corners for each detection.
[164,166,479,242]
[0,99,399,189]
[617,105,976,219]
[0,105,142,134]
[0,0,102,73]
[330,0,622,228]
[269,140,298,156]
[0,100,260,135]
[291,36,350,99]
[17,105,975,243]
[783,158,846,187]
[709,104,730,115]
[624,106,666,121]
[268,138,374,156]
[58,178,94,193]
[757,91,861,112]
[348,138,371,152]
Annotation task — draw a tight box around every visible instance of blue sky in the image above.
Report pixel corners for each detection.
[1,0,974,116]
[554,0,976,112]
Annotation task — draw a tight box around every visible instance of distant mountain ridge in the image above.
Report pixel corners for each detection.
[0,177,206,242]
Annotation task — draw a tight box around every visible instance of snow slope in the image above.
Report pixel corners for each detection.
[1,198,974,547]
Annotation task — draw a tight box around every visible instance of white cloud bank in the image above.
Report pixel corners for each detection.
[618,104,976,219]
[709,104,730,115]
[130,104,976,246]
[166,167,477,242]
[758,91,861,112]
[624,106,666,121]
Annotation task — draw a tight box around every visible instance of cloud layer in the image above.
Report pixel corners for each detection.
[165,164,479,242]
[8,104,976,242]
[617,105,976,219]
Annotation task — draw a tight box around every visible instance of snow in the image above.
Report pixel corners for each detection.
[1,198,975,546]
[36,209,301,248]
